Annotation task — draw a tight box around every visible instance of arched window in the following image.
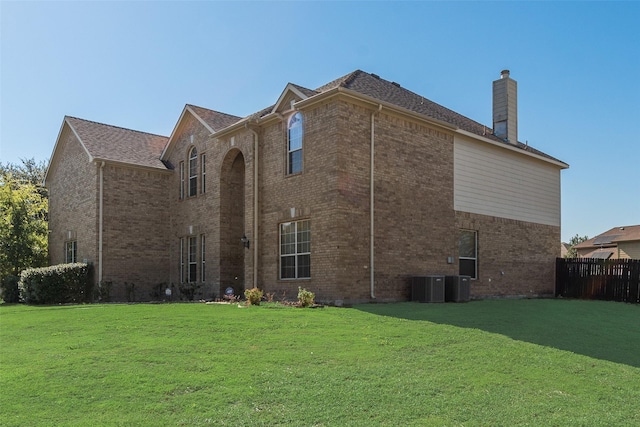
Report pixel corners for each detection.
[188,147,198,197]
[287,112,303,175]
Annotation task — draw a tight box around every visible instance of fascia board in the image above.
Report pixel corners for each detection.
[294,87,458,132]
[45,118,94,186]
[161,105,191,160]
[456,129,569,170]
[92,158,173,174]
[186,105,216,134]
[271,83,310,114]
[65,117,94,162]
[208,117,252,140]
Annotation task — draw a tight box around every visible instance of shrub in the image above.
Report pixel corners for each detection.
[297,287,315,308]
[124,282,136,302]
[0,275,20,303]
[244,287,263,306]
[97,281,112,302]
[178,282,202,301]
[18,263,93,305]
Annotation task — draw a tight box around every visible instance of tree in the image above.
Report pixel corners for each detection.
[564,234,589,258]
[0,159,49,278]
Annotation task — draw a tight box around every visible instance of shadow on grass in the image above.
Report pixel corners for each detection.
[355,298,640,368]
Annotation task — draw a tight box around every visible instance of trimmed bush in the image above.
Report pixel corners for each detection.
[1,275,20,303]
[19,263,93,305]
[244,287,263,306]
[297,287,315,308]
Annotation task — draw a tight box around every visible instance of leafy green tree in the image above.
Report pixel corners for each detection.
[0,159,49,278]
[564,234,589,258]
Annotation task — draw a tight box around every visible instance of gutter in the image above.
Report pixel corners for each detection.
[245,124,259,289]
[370,104,382,300]
[98,161,105,284]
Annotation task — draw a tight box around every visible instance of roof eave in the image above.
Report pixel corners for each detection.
[44,118,94,186]
[456,129,570,169]
[91,157,172,174]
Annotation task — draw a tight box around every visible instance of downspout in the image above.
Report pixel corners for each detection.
[371,104,382,299]
[245,124,259,288]
[98,161,105,285]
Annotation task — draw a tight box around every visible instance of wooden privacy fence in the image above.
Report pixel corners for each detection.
[556,258,640,303]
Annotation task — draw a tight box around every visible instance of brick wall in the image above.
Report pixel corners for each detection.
[455,211,559,297]
[46,124,98,270]
[101,164,171,301]
[47,93,561,303]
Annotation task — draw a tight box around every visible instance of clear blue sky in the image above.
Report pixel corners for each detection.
[1,1,638,242]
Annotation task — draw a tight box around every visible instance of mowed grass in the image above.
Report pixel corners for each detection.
[1,299,639,426]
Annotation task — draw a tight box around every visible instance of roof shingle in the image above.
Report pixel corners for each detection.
[65,116,169,170]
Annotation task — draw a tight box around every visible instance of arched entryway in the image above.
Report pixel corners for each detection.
[219,149,246,298]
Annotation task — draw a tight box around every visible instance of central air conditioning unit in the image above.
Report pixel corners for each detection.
[445,275,471,302]
[412,275,445,303]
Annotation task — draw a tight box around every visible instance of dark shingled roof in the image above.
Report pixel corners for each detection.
[65,116,169,170]
[315,70,557,160]
[241,69,560,162]
[187,104,242,131]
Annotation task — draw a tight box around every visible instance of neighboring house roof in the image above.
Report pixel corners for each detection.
[64,116,169,170]
[574,225,640,250]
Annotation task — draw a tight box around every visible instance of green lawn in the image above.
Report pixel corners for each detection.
[1,299,639,426]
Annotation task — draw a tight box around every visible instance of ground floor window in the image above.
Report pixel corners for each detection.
[65,241,77,263]
[280,220,311,279]
[179,238,185,283]
[200,234,206,283]
[188,236,197,283]
[459,229,477,279]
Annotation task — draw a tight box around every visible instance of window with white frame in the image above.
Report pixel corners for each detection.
[287,112,303,175]
[459,230,478,279]
[189,147,198,197]
[65,241,77,263]
[200,234,206,283]
[280,220,310,279]
[179,161,185,200]
[179,238,185,283]
[200,153,206,194]
[188,236,197,282]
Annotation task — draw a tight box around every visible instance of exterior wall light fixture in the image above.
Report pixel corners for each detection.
[241,234,250,249]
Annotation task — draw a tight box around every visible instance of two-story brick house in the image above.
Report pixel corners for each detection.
[45,70,568,303]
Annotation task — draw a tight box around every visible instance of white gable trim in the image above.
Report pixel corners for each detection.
[44,118,93,185]
[271,84,310,114]
[161,105,215,160]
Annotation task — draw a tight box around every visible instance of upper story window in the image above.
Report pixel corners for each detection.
[179,161,185,200]
[287,112,303,175]
[188,147,198,197]
[200,153,206,194]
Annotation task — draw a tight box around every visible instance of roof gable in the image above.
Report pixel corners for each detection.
[64,116,169,170]
[162,104,241,160]
[271,83,317,115]
[310,70,565,165]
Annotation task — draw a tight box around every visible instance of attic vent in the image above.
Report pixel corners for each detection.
[371,73,380,79]
[391,82,401,88]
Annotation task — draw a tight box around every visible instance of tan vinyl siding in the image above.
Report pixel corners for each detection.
[618,242,640,260]
[454,135,561,226]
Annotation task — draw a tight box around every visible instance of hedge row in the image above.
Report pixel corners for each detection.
[18,263,93,305]
[0,275,20,303]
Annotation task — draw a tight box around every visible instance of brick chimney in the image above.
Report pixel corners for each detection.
[493,70,517,144]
